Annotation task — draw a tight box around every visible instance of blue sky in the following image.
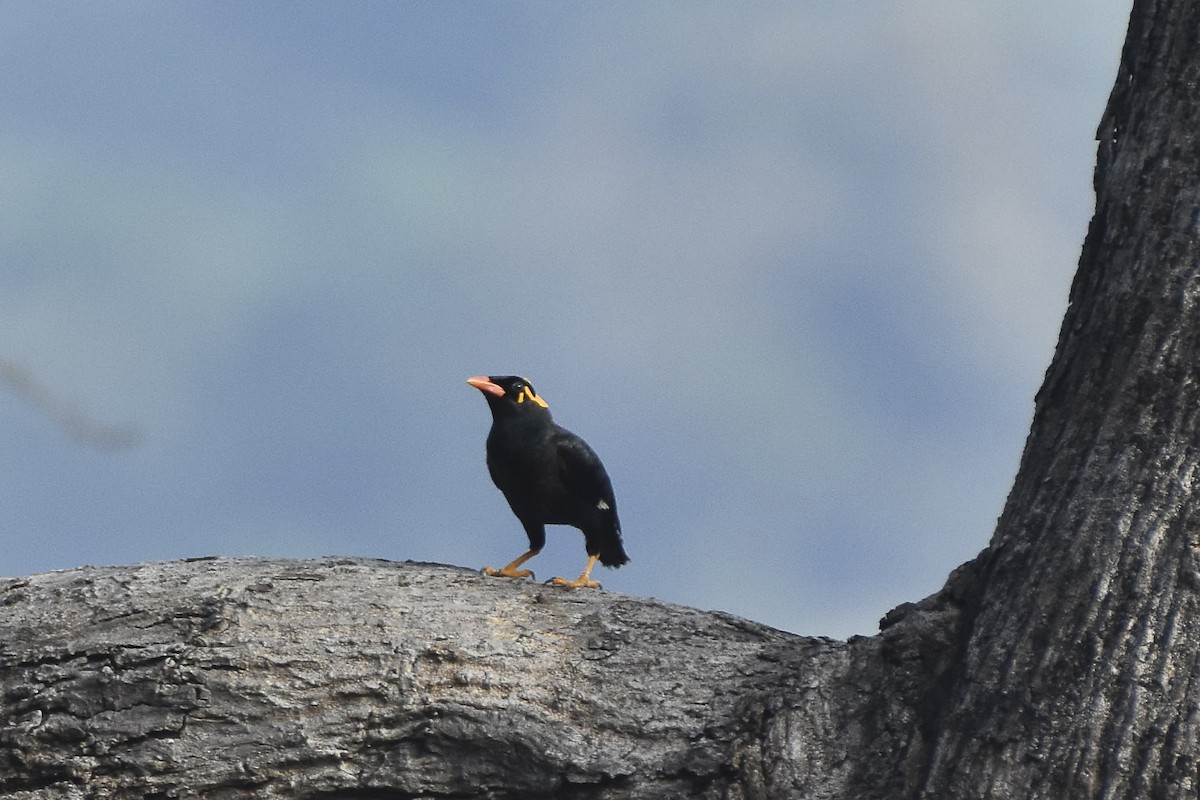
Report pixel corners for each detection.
[1,3,1131,637]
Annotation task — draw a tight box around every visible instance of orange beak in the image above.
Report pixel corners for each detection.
[467,376,505,398]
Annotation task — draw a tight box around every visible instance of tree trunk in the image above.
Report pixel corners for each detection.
[3,1,1198,797]
[915,0,1200,796]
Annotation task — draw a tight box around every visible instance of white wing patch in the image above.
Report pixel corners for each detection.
[597,500,610,510]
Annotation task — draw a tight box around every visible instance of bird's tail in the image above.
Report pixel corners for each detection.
[597,506,629,567]
[600,540,629,567]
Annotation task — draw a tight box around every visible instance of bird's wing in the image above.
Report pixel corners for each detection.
[553,427,617,511]
[553,424,628,567]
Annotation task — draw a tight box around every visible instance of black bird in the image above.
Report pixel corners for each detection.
[467,375,628,589]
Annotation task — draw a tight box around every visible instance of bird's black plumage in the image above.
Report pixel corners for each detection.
[467,375,628,588]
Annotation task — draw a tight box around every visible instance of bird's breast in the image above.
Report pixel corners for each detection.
[486,427,554,480]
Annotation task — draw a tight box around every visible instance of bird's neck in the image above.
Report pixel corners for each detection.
[487,412,553,451]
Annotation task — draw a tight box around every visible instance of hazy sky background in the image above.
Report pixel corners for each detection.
[1,3,1132,638]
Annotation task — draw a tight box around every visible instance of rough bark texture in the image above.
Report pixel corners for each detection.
[3,1,1200,797]
[915,1,1200,796]
[0,557,864,799]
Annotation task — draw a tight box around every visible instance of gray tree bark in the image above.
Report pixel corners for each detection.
[3,1,1198,797]
[1,557,863,799]
[915,0,1200,795]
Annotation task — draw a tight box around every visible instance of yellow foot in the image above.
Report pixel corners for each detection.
[483,565,534,579]
[482,548,540,580]
[550,575,601,590]
[549,554,603,589]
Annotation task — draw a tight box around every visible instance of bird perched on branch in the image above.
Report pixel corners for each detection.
[467,375,628,589]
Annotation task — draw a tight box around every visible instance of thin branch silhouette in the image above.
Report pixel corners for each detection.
[0,358,141,449]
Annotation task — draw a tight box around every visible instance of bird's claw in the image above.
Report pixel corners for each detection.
[548,575,602,590]
[483,566,535,580]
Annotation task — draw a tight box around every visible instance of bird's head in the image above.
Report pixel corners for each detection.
[467,375,550,417]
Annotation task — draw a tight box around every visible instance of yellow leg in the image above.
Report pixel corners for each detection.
[551,554,602,590]
[483,548,540,579]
